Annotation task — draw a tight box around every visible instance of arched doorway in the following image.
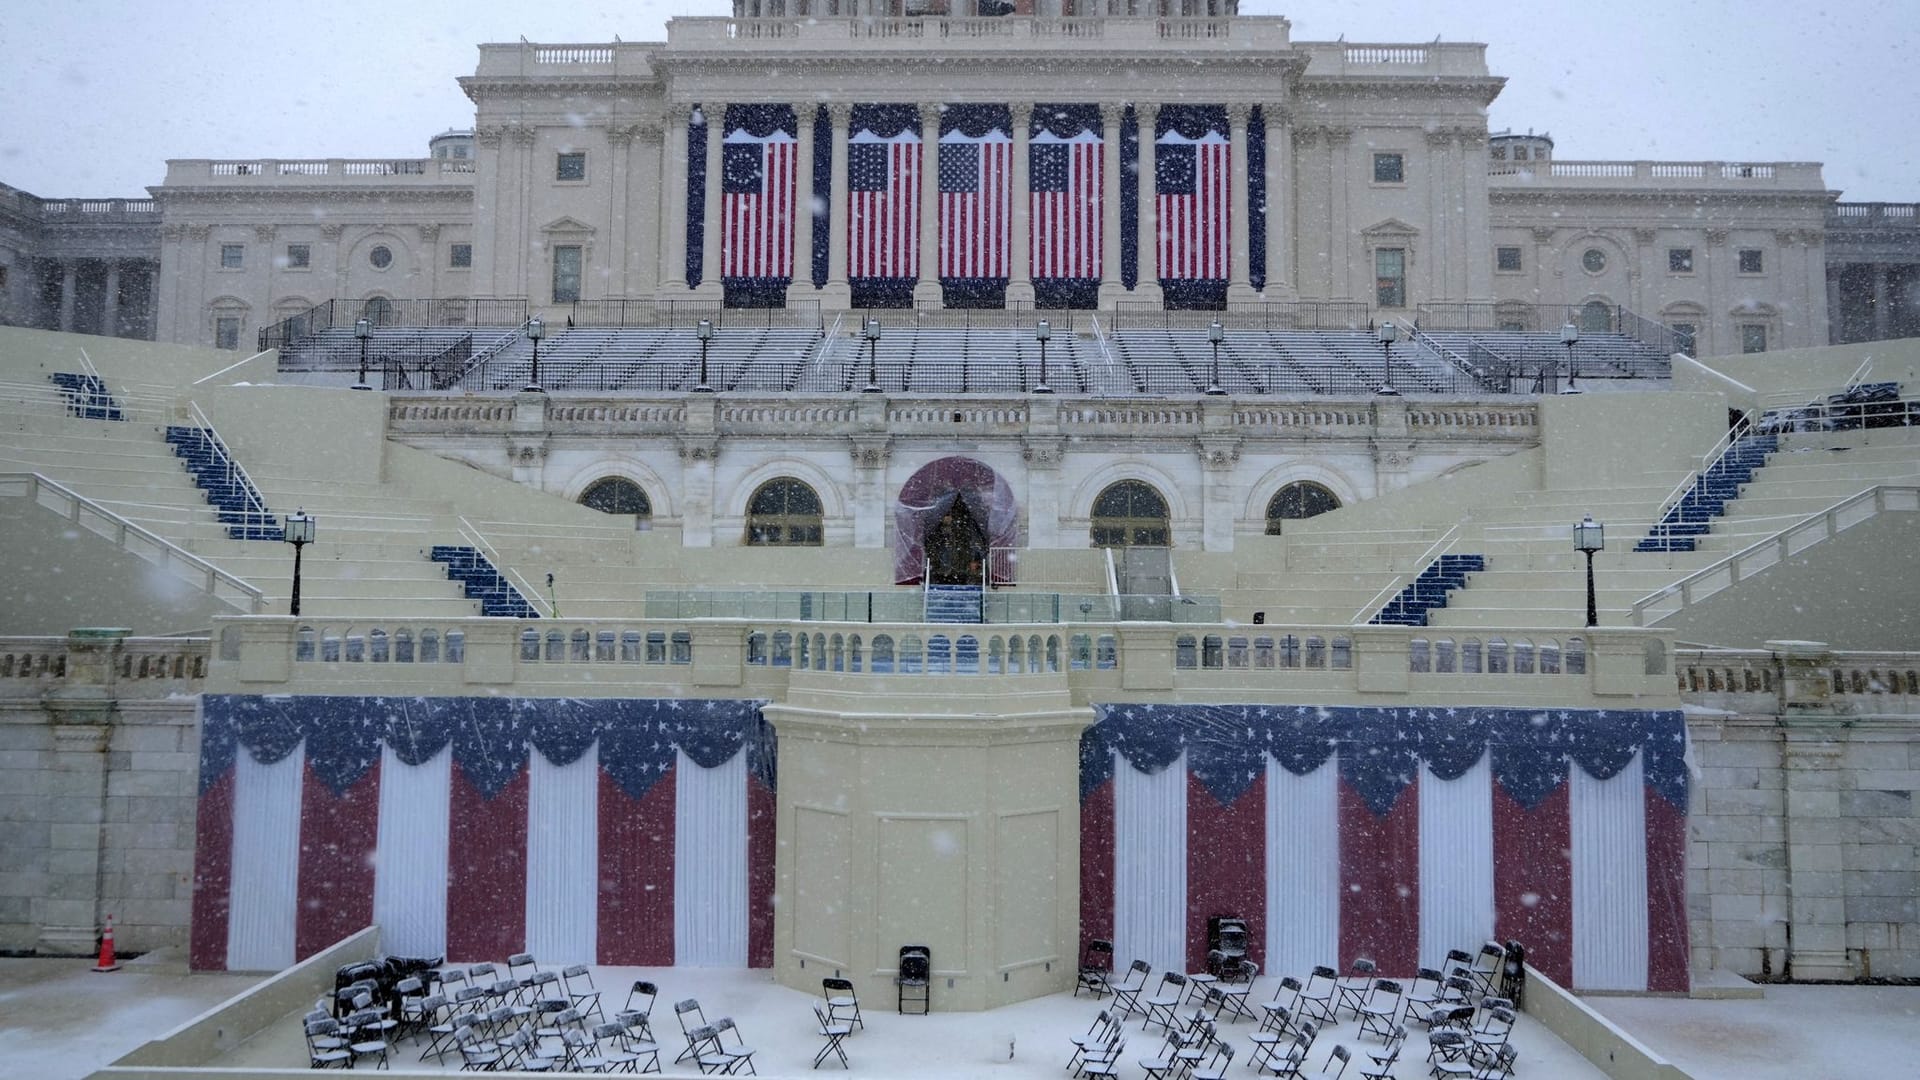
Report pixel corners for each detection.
[894,456,1019,585]
[925,496,987,585]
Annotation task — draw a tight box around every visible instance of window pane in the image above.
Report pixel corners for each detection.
[556,152,587,181]
[1741,324,1768,353]
[450,243,473,269]
[552,245,582,303]
[1373,153,1404,183]
[1668,248,1693,273]
[1374,248,1405,308]
[1739,249,1764,274]
[220,244,244,268]
[284,244,310,269]
[1496,246,1522,272]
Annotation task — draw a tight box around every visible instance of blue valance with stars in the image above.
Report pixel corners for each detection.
[200,695,774,802]
[1079,704,1688,816]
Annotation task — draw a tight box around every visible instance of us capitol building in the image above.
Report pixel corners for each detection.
[2,0,1913,354]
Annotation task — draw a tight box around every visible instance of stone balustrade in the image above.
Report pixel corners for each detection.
[661,15,1291,53]
[0,632,208,701]
[1489,159,1828,190]
[161,159,476,187]
[1677,643,1920,716]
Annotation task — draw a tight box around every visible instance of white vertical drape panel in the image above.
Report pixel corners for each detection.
[675,748,747,967]
[1266,755,1339,978]
[1113,751,1187,975]
[372,743,451,959]
[226,742,304,971]
[526,744,600,965]
[1418,757,1495,973]
[1571,751,1649,991]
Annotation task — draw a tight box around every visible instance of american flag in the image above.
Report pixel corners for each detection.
[938,133,1011,280]
[1030,131,1102,281]
[848,131,921,280]
[722,130,796,280]
[1157,131,1229,281]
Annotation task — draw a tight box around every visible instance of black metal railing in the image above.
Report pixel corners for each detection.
[1108,300,1370,331]
[382,333,475,390]
[257,298,528,352]
[568,298,825,329]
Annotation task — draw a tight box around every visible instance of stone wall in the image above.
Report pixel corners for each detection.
[1680,644,1920,980]
[0,632,205,956]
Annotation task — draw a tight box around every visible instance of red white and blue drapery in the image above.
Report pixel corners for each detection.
[721,104,799,308]
[190,696,776,972]
[1079,705,1689,992]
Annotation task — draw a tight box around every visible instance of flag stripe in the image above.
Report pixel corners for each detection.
[1113,753,1187,976]
[1492,781,1573,986]
[1645,786,1691,992]
[723,137,796,280]
[1265,756,1340,979]
[597,764,677,965]
[1157,137,1229,281]
[526,746,599,966]
[1187,769,1266,973]
[1080,774,1117,954]
[1338,774,1421,976]
[227,744,303,971]
[372,743,451,961]
[189,766,236,972]
[447,765,529,961]
[1417,758,1494,974]
[748,772,777,968]
[1572,754,1650,990]
[295,759,380,962]
[675,748,749,966]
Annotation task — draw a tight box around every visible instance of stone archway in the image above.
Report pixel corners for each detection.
[893,456,1019,585]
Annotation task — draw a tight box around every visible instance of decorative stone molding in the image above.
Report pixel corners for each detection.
[849,439,891,470]
[607,125,637,149]
[1263,104,1294,128]
[1633,227,1658,243]
[1325,127,1354,147]
[508,438,548,466]
[676,436,720,463]
[476,127,505,148]
[1530,226,1556,243]
[1136,102,1160,125]
[666,103,695,128]
[1453,128,1487,149]
[1774,229,1798,246]
[1097,102,1122,127]
[1705,228,1729,246]
[1197,436,1242,470]
[319,224,345,241]
[1292,126,1320,149]
[1426,130,1454,148]
[509,124,539,147]
[253,225,276,242]
[417,224,442,243]
[185,224,212,241]
[825,102,852,128]
[1010,103,1033,127]
[1226,102,1254,127]
[1021,437,1065,468]
[160,224,185,242]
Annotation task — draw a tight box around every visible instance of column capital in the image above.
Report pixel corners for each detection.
[417,223,441,243]
[918,101,944,124]
[850,438,892,470]
[476,126,505,148]
[795,103,819,129]
[509,124,538,147]
[1325,126,1354,147]
[319,223,345,241]
[253,224,276,243]
[1098,102,1124,128]
[1226,102,1254,127]
[607,124,638,148]
[1425,129,1455,148]
[826,102,853,127]
[701,102,728,125]
[1262,104,1293,128]
[1135,101,1159,124]
[1010,102,1033,126]
[1292,126,1320,148]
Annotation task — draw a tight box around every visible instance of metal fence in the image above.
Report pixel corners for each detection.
[1109,300,1371,331]
[258,298,527,351]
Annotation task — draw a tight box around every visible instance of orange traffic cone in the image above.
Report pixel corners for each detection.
[92,914,122,972]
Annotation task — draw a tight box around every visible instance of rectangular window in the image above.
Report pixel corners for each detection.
[1738,248,1765,274]
[219,244,244,269]
[551,244,583,303]
[284,243,310,269]
[1374,248,1406,308]
[214,316,241,350]
[1489,146,1506,161]
[1512,146,1529,161]
[1669,322,1698,351]
[1372,152,1405,184]
[449,242,472,269]
[1495,246,1523,272]
[555,151,587,182]
[1741,324,1768,353]
[1668,248,1694,273]
[0,266,8,290]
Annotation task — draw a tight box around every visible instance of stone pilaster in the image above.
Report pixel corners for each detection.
[1006,103,1035,308]
[787,105,818,307]
[1097,103,1127,307]
[694,102,728,300]
[1260,104,1294,300]
[660,105,693,292]
[103,263,122,338]
[34,629,126,956]
[821,104,853,308]
[1133,103,1163,306]
[913,102,944,307]
[58,262,78,332]
[1783,730,1852,979]
[849,437,891,549]
[508,390,550,488]
[1226,103,1258,304]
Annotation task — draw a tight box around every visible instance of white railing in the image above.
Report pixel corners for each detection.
[457,515,553,618]
[1486,160,1824,187]
[186,400,270,518]
[1349,523,1460,624]
[1633,486,1920,626]
[0,473,264,613]
[1644,407,1758,538]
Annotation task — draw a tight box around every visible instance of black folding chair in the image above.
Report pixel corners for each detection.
[622,979,659,1042]
[1108,959,1153,1019]
[1067,1009,1119,1074]
[896,945,931,1014]
[823,976,863,1031]
[812,1004,851,1069]
[1077,938,1116,998]
[675,999,713,1064]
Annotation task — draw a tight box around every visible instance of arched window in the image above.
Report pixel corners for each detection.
[580,477,652,526]
[1264,482,1341,534]
[1579,300,1614,334]
[362,296,395,326]
[746,478,824,545]
[1090,480,1169,548]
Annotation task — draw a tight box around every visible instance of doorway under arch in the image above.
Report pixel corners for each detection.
[893,456,1019,585]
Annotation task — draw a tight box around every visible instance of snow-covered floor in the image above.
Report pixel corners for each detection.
[15,956,1917,1080]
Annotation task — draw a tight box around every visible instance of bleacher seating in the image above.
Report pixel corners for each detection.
[277,326,497,372]
[1634,434,1778,553]
[48,372,125,421]
[924,584,984,623]
[1422,331,1672,382]
[1369,554,1486,626]
[1106,328,1474,395]
[164,426,284,541]
[427,546,541,618]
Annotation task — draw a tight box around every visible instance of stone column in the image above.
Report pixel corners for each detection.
[1783,730,1851,979]
[1328,128,1354,300]
[606,125,635,296]
[1227,103,1258,304]
[58,262,78,332]
[1097,103,1127,307]
[913,101,944,307]
[850,437,891,549]
[821,104,853,309]
[660,105,693,293]
[1261,105,1294,301]
[694,101,728,300]
[1134,103,1163,306]
[631,119,666,297]
[35,629,126,956]
[786,105,818,307]
[103,262,122,338]
[1872,264,1890,341]
[1006,103,1035,308]
[1197,436,1241,552]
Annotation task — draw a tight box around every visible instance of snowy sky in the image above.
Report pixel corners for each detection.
[3,0,1915,201]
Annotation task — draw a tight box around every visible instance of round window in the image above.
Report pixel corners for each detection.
[1581,248,1607,274]
[369,245,393,270]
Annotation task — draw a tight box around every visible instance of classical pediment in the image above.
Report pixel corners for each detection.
[1359,217,1421,238]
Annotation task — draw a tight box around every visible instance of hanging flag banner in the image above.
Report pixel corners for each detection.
[848,105,923,282]
[938,130,1012,281]
[722,109,797,282]
[1031,130,1102,282]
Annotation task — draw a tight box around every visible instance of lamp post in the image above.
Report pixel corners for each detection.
[1034,319,1053,393]
[352,317,373,390]
[524,315,546,393]
[1205,320,1226,395]
[1376,321,1400,395]
[1574,513,1604,627]
[284,508,315,617]
[1561,322,1582,393]
[694,318,714,392]
[862,317,882,393]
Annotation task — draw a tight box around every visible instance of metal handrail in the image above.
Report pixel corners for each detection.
[1349,523,1460,625]
[1404,324,1505,394]
[457,515,553,618]
[186,400,270,517]
[455,320,534,386]
[1087,312,1123,396]
[1632,485,1919,625]
[0,472,265,612]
